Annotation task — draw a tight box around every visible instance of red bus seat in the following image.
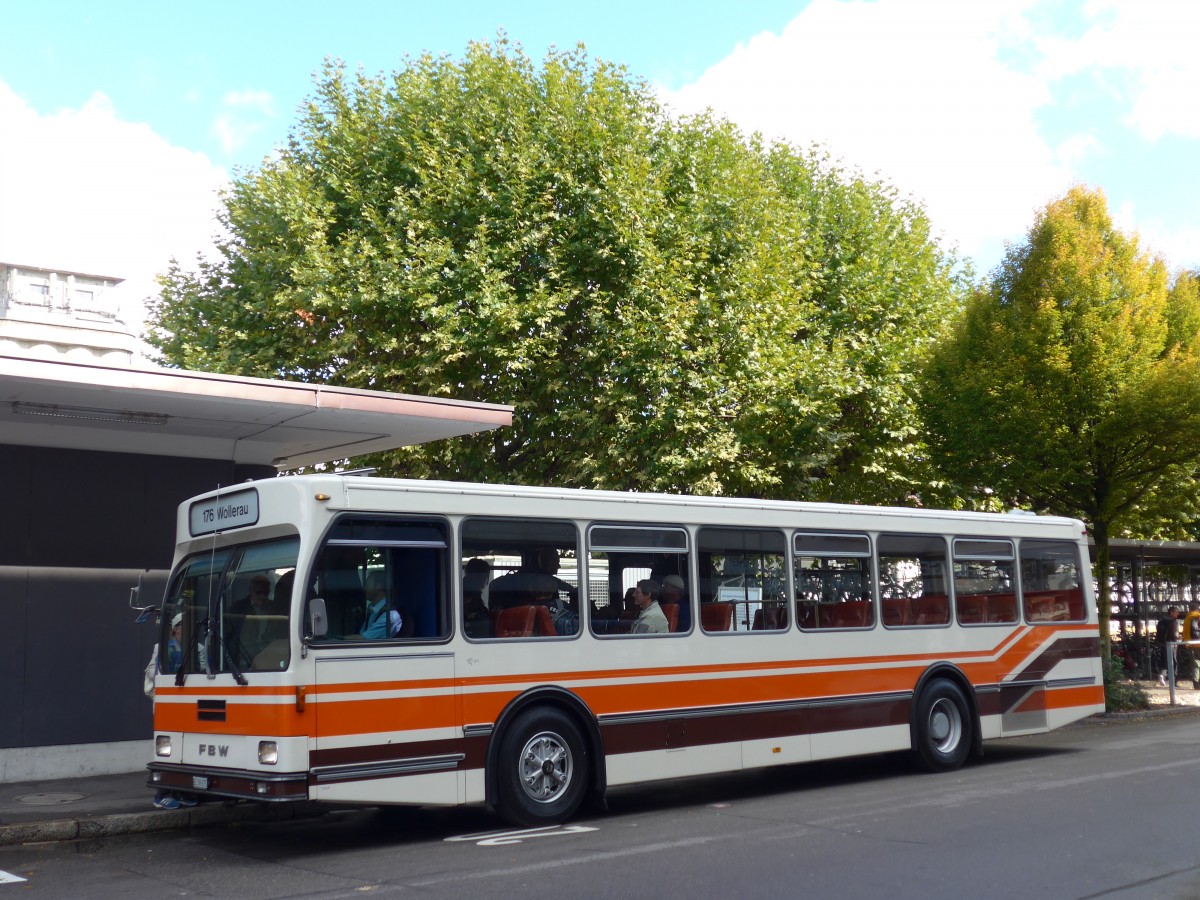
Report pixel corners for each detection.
[882,597,912,626]
[701,602,734,632]
[956,594,987,624]
[829,600,870,628]
[987,593,1017,623]
[913,594,949,625]
[493,605,537,637]
[753,606,788,630]
[534,605,558,636]
[660,602,680,632]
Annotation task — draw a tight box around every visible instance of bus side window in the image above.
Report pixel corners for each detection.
[952,538,1016,625]
[587,524,689,637]
[308,518,451,642]
[1020,540,1087,622]
[877,533,949,628]
[697,527,787,632]
[794,532,874,630]
[461,517,581,639]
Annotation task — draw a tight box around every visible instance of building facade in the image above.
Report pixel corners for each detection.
[0,262,139,365]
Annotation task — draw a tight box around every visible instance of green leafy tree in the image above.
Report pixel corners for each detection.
[148,36,959,501]
[920,187,1200,648]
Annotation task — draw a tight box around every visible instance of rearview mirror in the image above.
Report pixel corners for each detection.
[308,598,328,638]
[129,573,156,623]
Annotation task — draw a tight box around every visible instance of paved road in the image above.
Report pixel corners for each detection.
[3,713,1198,899]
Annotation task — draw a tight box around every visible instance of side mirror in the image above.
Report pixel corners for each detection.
[308,598,328,638]
[129,573,156,623]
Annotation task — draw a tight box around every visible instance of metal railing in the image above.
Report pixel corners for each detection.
[1164,641,1200,705]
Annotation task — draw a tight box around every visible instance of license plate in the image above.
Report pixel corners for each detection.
[192,775,209,790]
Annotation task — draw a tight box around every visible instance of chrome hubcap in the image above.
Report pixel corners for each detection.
[929,698,962,753]
[518,731,572,804]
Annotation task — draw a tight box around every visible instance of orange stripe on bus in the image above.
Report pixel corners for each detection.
[154,703,311,737]
[1046,683,1105,710]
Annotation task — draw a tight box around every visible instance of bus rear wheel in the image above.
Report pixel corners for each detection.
[912,679,972,772]
[496,707,589,827]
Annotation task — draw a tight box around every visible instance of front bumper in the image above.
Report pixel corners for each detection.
[147,762,309,802]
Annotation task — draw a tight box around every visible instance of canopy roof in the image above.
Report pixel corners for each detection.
[0,354,512,468]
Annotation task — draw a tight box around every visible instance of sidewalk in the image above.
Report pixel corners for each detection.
[0,770,327,847]
[1135,677,1200,710]
[3,686,1198,847]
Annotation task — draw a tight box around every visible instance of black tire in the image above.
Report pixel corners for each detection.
[911,679,972,772]
[495,707,589,827]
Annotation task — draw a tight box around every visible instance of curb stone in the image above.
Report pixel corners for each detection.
[0,801,330,847]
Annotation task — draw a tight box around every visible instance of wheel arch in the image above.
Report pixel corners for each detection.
[910,662,983,757]
[484,686,606,812]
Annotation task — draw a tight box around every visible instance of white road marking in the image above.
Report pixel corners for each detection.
[445,824,599,846]
[0,869,27,885]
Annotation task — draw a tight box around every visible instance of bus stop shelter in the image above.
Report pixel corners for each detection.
[1101,538,1200,679]
[0,353,511,781]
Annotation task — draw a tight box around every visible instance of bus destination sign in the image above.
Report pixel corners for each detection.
[189,488,260,536]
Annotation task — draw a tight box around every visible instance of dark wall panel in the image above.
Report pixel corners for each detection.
[0,444,271,568]
[0,566,169,749]
[0,446,34,563]
[0,441,273,750]
[0,568,30,748]
[35,450,145,569]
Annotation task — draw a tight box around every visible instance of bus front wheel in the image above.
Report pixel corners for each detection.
[912,679,972,772]
[496,707,589,827]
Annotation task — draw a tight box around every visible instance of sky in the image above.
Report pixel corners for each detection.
[1,0,1198,334]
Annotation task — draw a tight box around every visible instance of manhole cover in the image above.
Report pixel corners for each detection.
[14,792,87,805]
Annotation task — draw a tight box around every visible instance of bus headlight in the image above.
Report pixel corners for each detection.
[155,735,172,757]
[258,741,279,765]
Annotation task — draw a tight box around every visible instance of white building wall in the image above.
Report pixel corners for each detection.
[0,262,139,364]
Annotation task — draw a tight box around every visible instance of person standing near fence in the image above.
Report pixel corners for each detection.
[1157,606,1181,686]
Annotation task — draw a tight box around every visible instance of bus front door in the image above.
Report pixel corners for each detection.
[311,650,459,806]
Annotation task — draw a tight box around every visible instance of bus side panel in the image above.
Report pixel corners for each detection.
[310,651,461,806]
[997,626,1104,736]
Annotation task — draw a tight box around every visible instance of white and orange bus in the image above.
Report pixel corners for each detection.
[147,473,1104,826]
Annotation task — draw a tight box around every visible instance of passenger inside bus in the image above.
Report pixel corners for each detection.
[660,574,689,632]
[462,557,493,638]
[229,574,286,667]
[360,571,404,639]
[629,579,669,634]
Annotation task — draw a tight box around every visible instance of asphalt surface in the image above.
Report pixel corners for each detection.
[2,694,1195,848]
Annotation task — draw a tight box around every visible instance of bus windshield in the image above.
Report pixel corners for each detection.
[159,536,299,678]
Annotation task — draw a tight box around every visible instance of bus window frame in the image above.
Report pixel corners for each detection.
[951,537,1017,627]
[794,531,876,632]
[587,522,691,639]
[697,525,789,635]
[304,513,454,647]
[876,532,951,630]
[459,515,583,643]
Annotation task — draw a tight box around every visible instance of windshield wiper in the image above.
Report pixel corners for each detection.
[221,632,248,686]
[174,618,207,688]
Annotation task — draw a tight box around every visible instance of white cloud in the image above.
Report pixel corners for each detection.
[0,81,228,336]
[1040,0,1200,141]
[211,89,277,157]
[660,0,1069,268]
[1112,201,1200,274]
[658,0,1199,272]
